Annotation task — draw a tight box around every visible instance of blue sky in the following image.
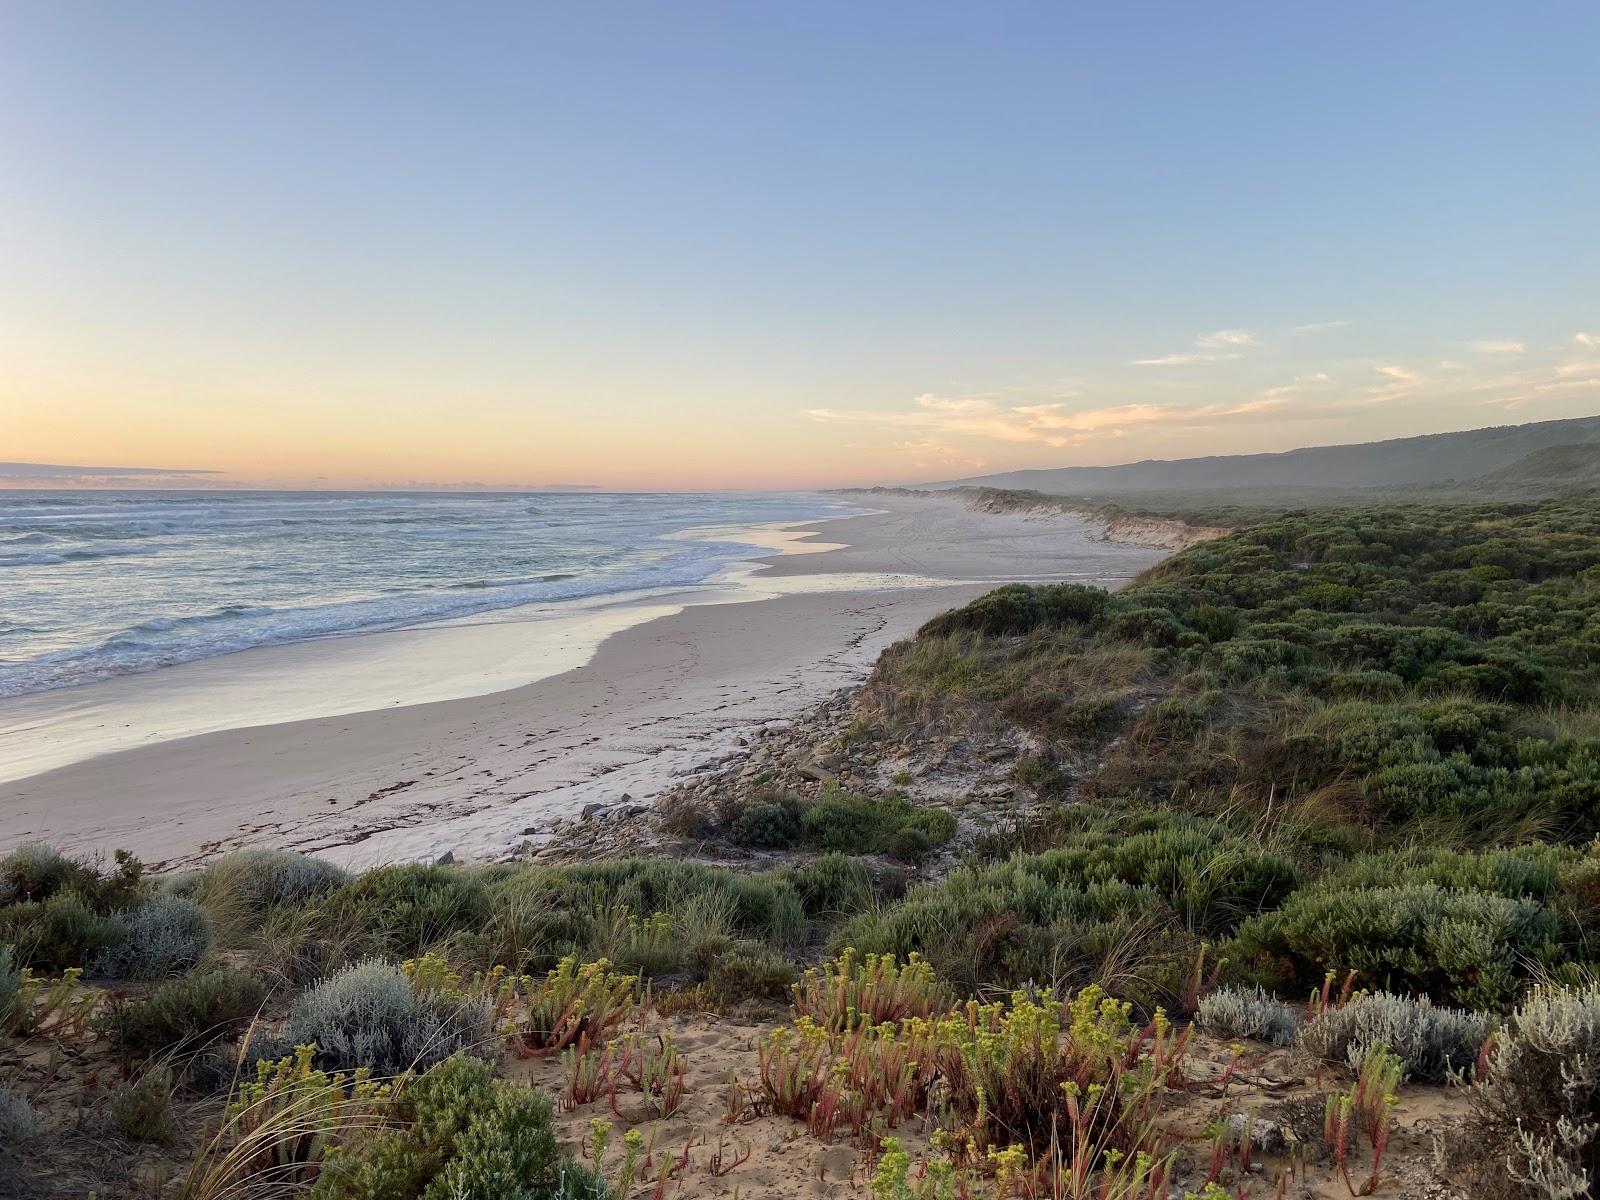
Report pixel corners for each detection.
[3,2,1597,487]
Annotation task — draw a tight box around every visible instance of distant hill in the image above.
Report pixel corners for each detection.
[1465,441,1600,492]
[918,415,1600,494]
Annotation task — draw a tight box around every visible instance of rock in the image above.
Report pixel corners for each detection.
[434,850,455,866]
[1226,1113,1285,1153]
[581,802,607,819]
[798,762,837,786]
[618,792,633,802]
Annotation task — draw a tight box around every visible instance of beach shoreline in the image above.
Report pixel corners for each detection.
[0,494,1164,869]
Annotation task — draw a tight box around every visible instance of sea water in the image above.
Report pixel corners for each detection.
[0,490,858,698]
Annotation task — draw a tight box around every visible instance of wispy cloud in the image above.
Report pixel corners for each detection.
[1258,372,1334,400]
[1194,328,1259,349]
[1130,351,1245,367]
[1375,364,1424,383]
[1291,319,1352,335]
[1132,328,1260,366]
[1472,339,1526,356]
[808,394,1288,449]
[1576,331,1600,348]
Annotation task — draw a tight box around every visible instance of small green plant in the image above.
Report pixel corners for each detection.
[0,1084,41,1145]
[179,1044,390,1199]
[97,967,267,1055]
[109,1066,179,1143]
[508,957,638,1058]
[0,891,123,972]
[708,941,797,999]
[793,949,946,1032]
[1322,1044,1400,1195]
[3,965,98,1038]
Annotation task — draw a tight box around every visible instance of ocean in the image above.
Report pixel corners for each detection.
[0,490,859,699]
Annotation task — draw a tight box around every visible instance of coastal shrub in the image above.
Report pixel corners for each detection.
[0,844,145,912]
[272,959,494,1076]
[1297,990,1494,1083]
[530,859,808,949]
[708,941,797,999]
[0,891,123,972]
[1448,982,1600,1199]
[0,843,99,906]
[319,865,493,957]
[98,967,267,1055]
[93,894,213,980]
[0,1084,41,1145]
[108,1067,178,1143]
[1229,884,1561,1010]
[0,945,21,1029]
[197,848,349,924]
[1196,984,1299,1047]
[732,801,801,848]
[799,792,957,858]
[310,1054,609,1200]
[786,853,883,917]
[919,582,1108,638]
[838,857,1193,1003]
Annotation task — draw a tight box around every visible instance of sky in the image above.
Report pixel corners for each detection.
[3,2,1598,490]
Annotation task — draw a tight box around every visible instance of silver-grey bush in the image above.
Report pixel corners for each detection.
[273,959,493,1076]
[93,895,213,980]
[1198,984,1301,1046]
[1298,989,1493,1083]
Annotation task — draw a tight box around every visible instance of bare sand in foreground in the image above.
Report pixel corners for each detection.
[0,495,1163,869]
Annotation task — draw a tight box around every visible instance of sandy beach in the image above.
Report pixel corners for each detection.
[0,494,1163,869]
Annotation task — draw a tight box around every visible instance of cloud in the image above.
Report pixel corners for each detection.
[1472,339,1526,356]
[1375,364,1424,382]
[1291,320,1352,335]
[1258,372,1334,400]
[1576,332,1600,348]
[1194,328,1259,349]
[0,462,223,486]
[1133,328,1260,365]
[1130,352,1245,366]
[808,394,1289,449]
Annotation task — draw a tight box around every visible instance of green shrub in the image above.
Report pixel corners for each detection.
[318,865,492,957]
[799,792,957,859]
[785,854,881,917]
[708,941,798,999]
[0,945,21,1029]
[732,801,801,848]
[197,848,350,917]
[882,827,935,864]
[0,891,123,972]
[1230,884,1562,1009]
[94,894,213,979]
[0,843,100,905]
[97,967,267,1055]
[839,858,1187,1001]
[311,1054,609,1200]
[918,582,1107,638]
[108,1067,177,1143]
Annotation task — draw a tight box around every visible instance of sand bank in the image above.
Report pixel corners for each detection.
[0,494,1163,868]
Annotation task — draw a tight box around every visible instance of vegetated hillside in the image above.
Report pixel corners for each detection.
[6,499,1600,1198]
[1466,439,1600,492]
[920,413,1600,494]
